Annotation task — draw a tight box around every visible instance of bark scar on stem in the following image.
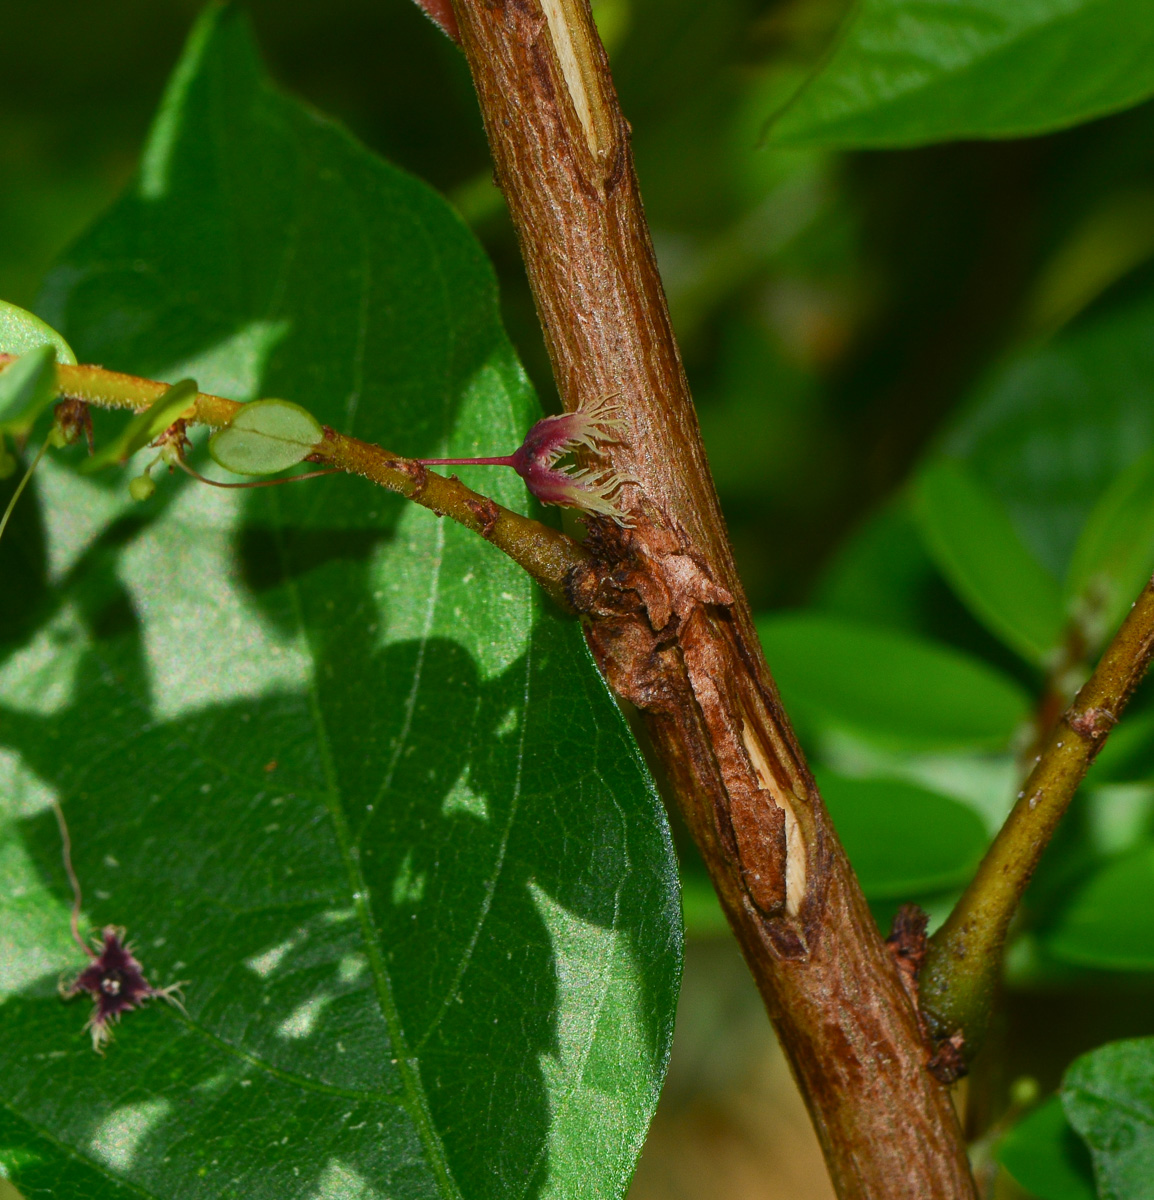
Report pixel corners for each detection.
[568,519,808,941]
[740,719,807,916]
[886,904,929,995]
[1069,706,1117,741]
[465,493,501,538]
[537,0,617,166]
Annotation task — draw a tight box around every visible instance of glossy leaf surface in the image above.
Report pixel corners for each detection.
[756,611,1029,752]
[0,9,680,1199]
[0,298,75,364]
[770,0,1154,148]
[814,770,987,900]
[1064,1038,1154,1199]
[912,460,1066,664]
[1045,845,1154,970]
[1065,450,1154,646]
[997,1096,1096,1200]
[945,284,1154,581]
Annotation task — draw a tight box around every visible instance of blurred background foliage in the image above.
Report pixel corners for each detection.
[8,0,1154,1195]
[10,0,1154,610]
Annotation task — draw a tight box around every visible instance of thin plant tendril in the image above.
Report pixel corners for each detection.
[51,798,93,958]
[173,457,339,489]
[0,429,53,545]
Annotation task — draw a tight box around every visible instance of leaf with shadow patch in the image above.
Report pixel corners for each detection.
[0,9,680,1200]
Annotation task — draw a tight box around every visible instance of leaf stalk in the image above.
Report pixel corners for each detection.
[921,575,1154,1060]
[0,353,588,610]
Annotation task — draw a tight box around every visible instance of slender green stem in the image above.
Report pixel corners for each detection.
[0,354,589,610]
[921,575,1154,1058]
[0,429,52,543]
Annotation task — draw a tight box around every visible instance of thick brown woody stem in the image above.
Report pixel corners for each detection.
[448,1,975,1195]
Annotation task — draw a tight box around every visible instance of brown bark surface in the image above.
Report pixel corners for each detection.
[448,0,977,1195]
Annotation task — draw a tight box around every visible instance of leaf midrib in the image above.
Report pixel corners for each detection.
[271,503,463,1200]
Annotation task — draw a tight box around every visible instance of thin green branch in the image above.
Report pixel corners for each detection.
[920,575,1154,1061]
[0,429,53,540]
[0,354,588,610]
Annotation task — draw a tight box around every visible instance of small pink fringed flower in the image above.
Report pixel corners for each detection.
[419,392,632,522]
[61,926,187,1053]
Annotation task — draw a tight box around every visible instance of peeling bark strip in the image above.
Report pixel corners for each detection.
[449,0,978,1194]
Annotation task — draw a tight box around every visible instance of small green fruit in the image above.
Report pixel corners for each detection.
[129,474,157,502]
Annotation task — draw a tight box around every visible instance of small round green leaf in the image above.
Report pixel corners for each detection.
[81,378,200,473]
[209,397,324,475]
[0,298,76,364]
[1046,844,1154,970]
[815,769,988,900]
[998,1096,1096,1200]
[0,345,58,430]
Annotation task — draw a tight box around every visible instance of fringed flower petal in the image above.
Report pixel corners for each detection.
[511,392,632,522]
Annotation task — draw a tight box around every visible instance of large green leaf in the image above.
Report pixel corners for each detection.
[1064,1038,1154,1199]
[814,769,988,900]
[912,460,1066,664]
[997,1096,1096,1200]
[945,284,1154,581]
[0,8,681,1200]
[769,0,1154,148]
[756,611,1029,752]
[1045,844,1154,970]
[813,500,942,638]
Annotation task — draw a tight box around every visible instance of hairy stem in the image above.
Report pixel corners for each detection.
[922,576,1154,1054]
[0,354,588,610]
[448,0,975,1195]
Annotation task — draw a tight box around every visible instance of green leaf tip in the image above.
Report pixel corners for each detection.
[1065,450,1154,648]
[768,0,1154,150]
[912,459,1066,665]
[0,345,58,432]
[0,299,76,365]
[208,398,324,476]
[80,378,199,474]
